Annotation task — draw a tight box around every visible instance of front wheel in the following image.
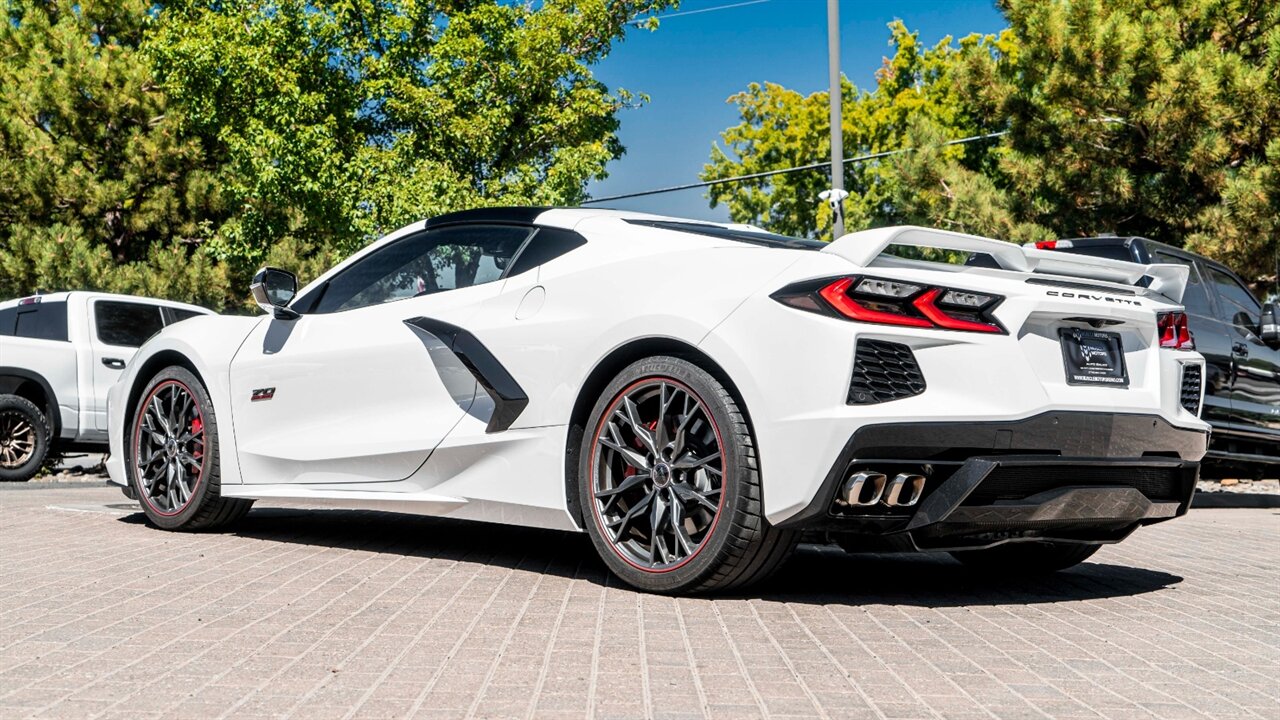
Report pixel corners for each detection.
[578,356,796,594]
[128,366,252,530]
[950,541,1100,574]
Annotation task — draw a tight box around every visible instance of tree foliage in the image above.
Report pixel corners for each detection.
[704,0,1280,281]
[0,0,231,305]
[0,0,674,309]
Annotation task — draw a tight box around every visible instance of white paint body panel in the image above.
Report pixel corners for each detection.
[104,211,1210,531]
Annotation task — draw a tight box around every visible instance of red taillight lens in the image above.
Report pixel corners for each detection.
[1157,312,1194,350]
[776,276,1006,334]
[818,278,933,328]
[911,288,1002,333]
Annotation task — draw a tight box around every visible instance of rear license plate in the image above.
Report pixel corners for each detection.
[1058,328,1129,387]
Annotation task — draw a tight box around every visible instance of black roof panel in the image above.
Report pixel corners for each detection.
[424,207,550,228]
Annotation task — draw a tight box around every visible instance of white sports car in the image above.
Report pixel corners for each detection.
[106,208,1209,593]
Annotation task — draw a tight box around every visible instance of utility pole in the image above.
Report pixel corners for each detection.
[821,0,848,240]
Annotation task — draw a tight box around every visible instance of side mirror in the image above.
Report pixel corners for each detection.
[250,267,300,320]
[1261,303,1280,346]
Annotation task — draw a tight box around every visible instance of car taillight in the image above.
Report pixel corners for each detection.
[1157,312,1194,349]
[1033,240,1073,250]
[775,276,1006,334]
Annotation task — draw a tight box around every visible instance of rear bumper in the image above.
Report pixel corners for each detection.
[778,411,1206,549]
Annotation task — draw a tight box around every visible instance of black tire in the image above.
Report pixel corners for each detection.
[127,366,252,530]
[578,356,797,594]
[950,541,1100,574]
[0,394,51,482]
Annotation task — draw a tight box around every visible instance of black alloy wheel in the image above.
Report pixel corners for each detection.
[579,356,797,594]
[590,377,726,571]
[129,366,252,530]
[133,379,206,516]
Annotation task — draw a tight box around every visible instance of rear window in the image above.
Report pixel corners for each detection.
[94,301,165,348]
[164,308,205,325]
[0,301,69,342]
[1054,245,1137,263]
[505,227,587,277]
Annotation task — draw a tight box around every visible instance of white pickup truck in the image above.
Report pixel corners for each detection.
[0,292,213,481]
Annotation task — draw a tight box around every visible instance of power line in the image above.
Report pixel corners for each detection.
[582,130,1010,205]
[631,0,771,26]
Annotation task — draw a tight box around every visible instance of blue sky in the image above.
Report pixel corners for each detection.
[587,0,1007,221]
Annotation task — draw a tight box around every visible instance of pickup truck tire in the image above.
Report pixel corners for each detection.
[128,366,252,530]
[950,541,1100,574]
[0,394,50,482]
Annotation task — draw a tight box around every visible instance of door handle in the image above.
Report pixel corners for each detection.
[102,358,126,370]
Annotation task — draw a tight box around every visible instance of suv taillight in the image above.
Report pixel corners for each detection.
[774,276,1006,334]
[1157,312,1194,349]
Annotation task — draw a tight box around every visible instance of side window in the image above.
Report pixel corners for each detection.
[1206,266,1262,332]
[10,302,69,342]
[506,227,587,277]
[1152,252,1214,318]
[314,225,533,314]
[0,307,16,336]
[94,301,165,348]
[164,308,205,325]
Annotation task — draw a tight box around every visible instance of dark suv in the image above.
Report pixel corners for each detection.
[1035,236,1279,478]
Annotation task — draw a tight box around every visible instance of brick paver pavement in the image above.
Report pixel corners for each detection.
[1,483,1276,719]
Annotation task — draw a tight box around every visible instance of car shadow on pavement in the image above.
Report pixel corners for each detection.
[757,545,1183,608]
[117,507,1183,605]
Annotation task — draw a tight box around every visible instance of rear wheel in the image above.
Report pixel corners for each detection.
[950,541,1100,574]
[128,366,252,530]
[0,395,50,482]
[578,356,796,594]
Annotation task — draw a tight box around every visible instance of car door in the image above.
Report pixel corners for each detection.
[228,224,536,485]
[89,299,167,434]
[1151,252,1233,426]
[1203,265,1280,435]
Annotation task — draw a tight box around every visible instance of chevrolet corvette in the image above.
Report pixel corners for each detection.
[105,208,1209,593]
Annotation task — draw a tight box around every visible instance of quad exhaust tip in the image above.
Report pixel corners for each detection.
[884,473,926,507]
[839,470,927,508]
[841,471,886,506]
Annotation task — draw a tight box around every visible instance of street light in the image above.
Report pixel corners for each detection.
[825,0,845,240]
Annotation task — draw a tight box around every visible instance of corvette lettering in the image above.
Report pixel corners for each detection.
[1046,290,1141,306]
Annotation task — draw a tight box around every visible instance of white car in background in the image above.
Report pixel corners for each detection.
[0,292,212,481]
[104,208,1208,594]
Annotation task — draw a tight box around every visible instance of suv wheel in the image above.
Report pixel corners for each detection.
[0,395,50,482]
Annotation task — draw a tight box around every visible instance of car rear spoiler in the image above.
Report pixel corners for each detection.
[823,226,1189,303]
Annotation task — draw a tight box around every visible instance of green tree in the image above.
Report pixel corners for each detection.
[995,0,1280,278]
[1,0,676,308]
[0,0,231,306]
[146,0,676,272]
[704,1,1280,282]
[703,22,1025,240]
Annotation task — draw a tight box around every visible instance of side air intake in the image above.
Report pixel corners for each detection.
[848,340,926,405]
[1179,364,1202,417]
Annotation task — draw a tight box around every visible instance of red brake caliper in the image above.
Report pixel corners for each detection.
[190,416,204,474]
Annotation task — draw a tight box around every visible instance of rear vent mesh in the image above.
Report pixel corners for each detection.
[1180,364,1202,416]
[848,340,926,404]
